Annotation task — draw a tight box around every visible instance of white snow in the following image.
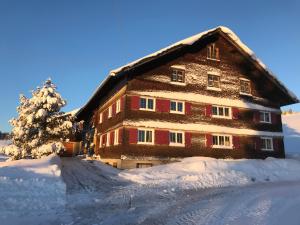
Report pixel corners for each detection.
[0,154,66,224]
[283,113,300,156]
[119,157,300,190]
[123,119,283,136]
[129,90,281,112]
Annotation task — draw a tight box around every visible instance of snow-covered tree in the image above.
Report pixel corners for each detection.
[8,78,74,159]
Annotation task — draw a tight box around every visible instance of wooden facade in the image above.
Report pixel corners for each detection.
[76,27,298,169]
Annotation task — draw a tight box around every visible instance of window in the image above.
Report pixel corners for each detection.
[260,111,271,123]
[261,137,273,151]
[140,97,155,111]
[138,129,154,144]
[207,43,220,60]
[212,106,231,119]
[240,79,251,95]
[99,135,103,148]
[106,133,110,147]
[108,106,112,118]
[212,134,232,148]
[114,129,119,145]
[207,74,220,89]
[171,69,185,83]
[116,99,121,113]
[99,112,103,124]
[170,101,185,114]
[169,131,184,146]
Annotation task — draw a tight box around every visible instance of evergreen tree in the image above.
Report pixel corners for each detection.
[9,78,74,159]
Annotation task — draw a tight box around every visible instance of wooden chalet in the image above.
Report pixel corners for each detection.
[76,26,298,169]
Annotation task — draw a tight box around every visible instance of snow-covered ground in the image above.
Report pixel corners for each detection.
[0,153,66,225]
[282,113,300,156]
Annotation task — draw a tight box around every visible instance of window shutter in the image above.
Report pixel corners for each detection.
[271,113,278,124]
[129,128,138,144]
[233,136,240,149]
[103,134,107,147]
[112,103,116,116]
[232,108,239,119]
[110,131,114,146]
[253,137,261,150]
[185,132,192,147]
[185,102,192,115]
[253,111,260,123]
[206,105,212,117]
[273,138,281,151]
[155,130,169,145]
[206,134,212,148]
[119,128,123,144]
[131,96,140,110]
[156,99,170,113]
[120,96,125,111]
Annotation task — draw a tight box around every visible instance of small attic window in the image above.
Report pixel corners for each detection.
[240,78,251,95]
[171,66,185,83]
[207,43,220,60]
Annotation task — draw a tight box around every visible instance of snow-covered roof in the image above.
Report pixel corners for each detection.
[77,26,298,118]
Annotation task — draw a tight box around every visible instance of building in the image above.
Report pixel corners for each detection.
[76,26,298,169]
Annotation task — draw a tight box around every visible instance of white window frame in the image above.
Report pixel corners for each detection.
[239,78,251,96]
[137,128,154,145]
[170,100,185,114]
[139,97,156,111]
[171,68,185,83]
[99,112,103,124]
[108,106,112,118]
[207,72,221,91]
[212,105,232,119]
[261,137,274,151]
[106,133,110,147]
[259,111,271,123]
[207,43,220,61]
[116,99,121,113]
[114,129,119,145]
[169,131,185,147]
[212,134,233,149]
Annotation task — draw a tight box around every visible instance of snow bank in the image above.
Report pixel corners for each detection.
[120,157,300,190]
[0,154,66,224]
[282,113,300,156]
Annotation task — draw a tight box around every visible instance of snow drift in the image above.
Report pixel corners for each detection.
[0,154,66,224]
[120,157,300,190]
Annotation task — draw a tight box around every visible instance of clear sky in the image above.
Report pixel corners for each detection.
[0,0,299,132]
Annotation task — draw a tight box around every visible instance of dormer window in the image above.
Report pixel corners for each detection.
[207,43,220,60]
[171,69,185,83]
[240,78,251,95]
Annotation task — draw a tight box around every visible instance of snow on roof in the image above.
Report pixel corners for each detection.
[109,26,298,101]
[77,26,298,118]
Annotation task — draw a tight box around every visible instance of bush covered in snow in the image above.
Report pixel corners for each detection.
[8,78,74,159]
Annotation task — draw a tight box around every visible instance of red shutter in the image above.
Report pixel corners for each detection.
[110,131,114,146]
[271,113,278,124]
[253,137,261,150]
[206,134,212,148]
[119,128,123,144]
[120,96,125,111]
[206,105,212,117]
[155,130,169,145]
[131,96,140,110]
[233,136,240,149]
[156,99,170,113]
[253,111,260,123]
[185,102,192,115]
[129,128,138,144]
[273,138,281,151]
[112,103,116,116]
[232,108,239,119]
[185,132,192,147]
[103,134,107,147]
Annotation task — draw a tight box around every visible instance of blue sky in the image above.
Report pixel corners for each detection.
[0,0,299,132]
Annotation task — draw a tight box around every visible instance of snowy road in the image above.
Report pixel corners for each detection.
[59,158,300,225]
